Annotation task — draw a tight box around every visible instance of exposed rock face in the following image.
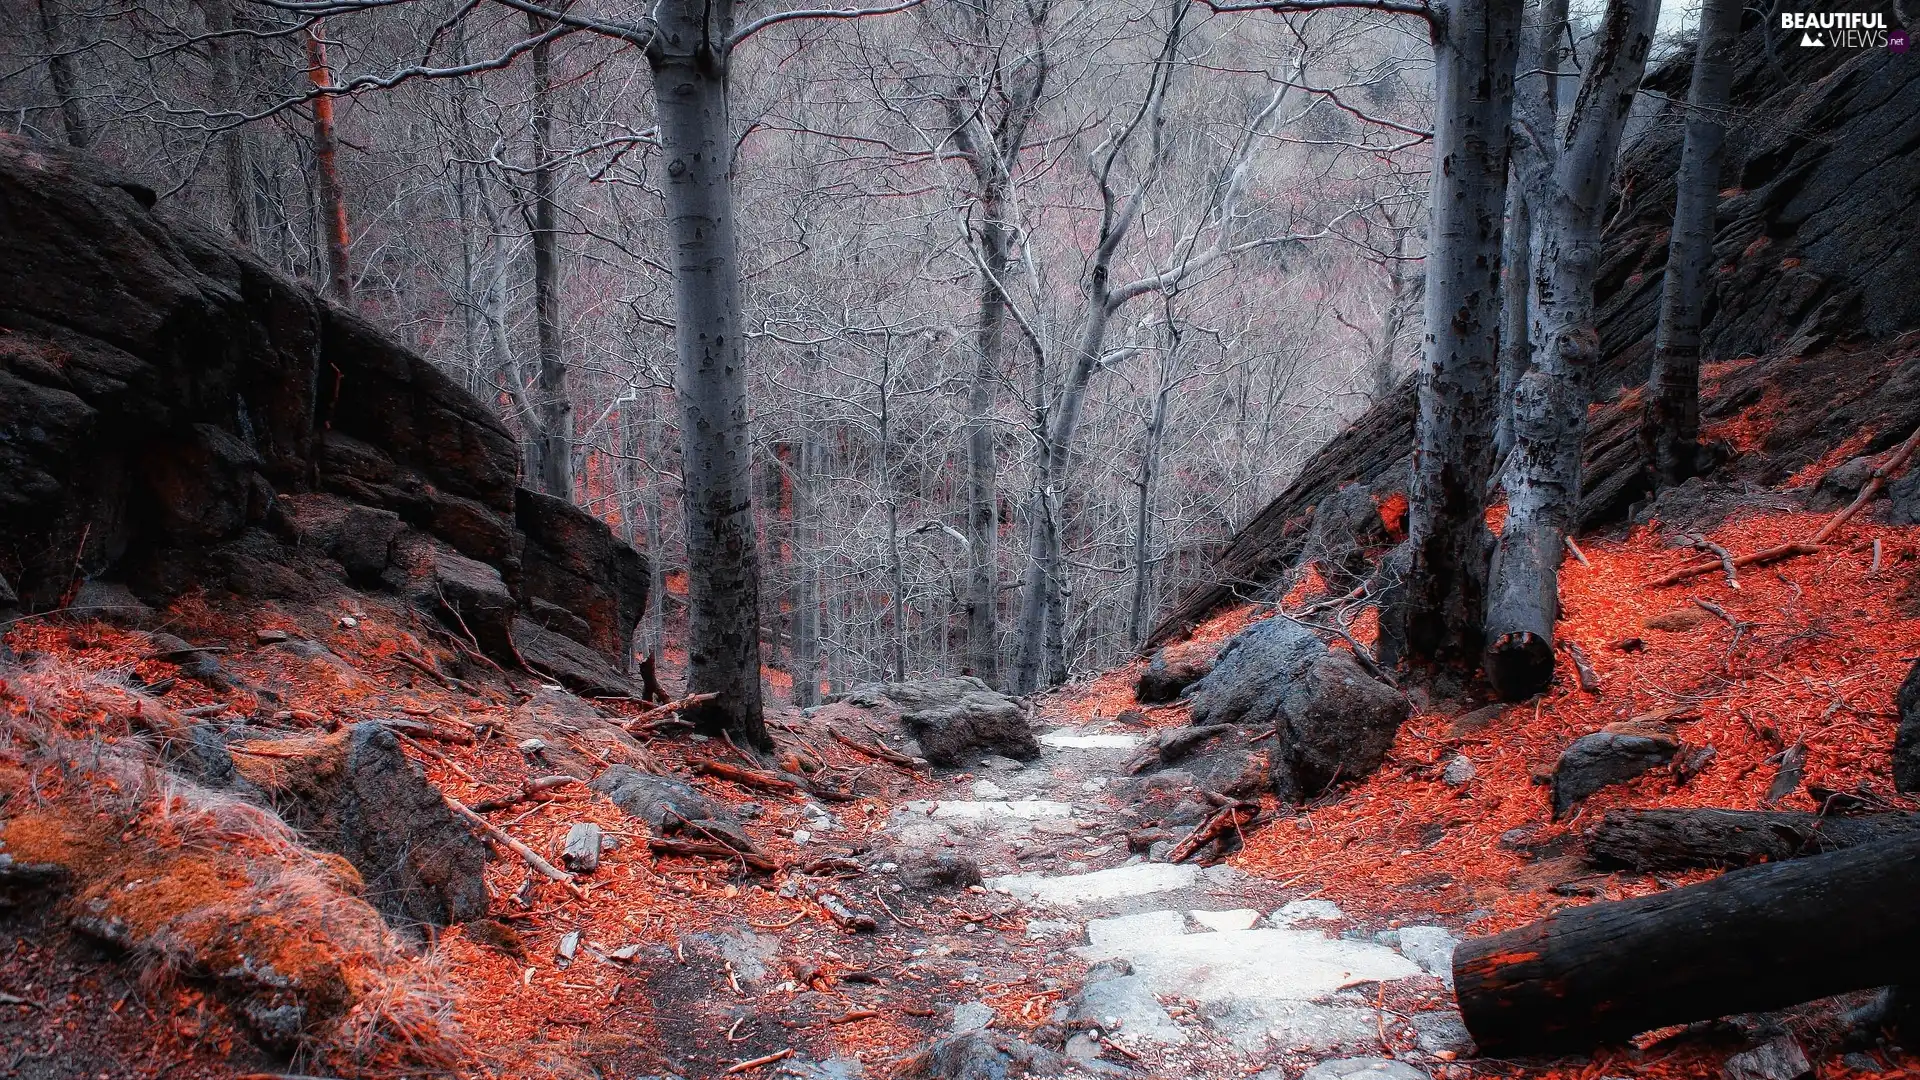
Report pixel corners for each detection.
[0,135,644,679]
[1893,660,1920,793]
[590,766,755,852]
[1186,619,1407,802]
[192,723,489,928]
[850,677,1040,767]
[1124,724,1269,800]
[1135,641,1215,704]
[1551,722,1681,818]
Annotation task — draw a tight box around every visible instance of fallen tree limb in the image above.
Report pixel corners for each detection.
[647,837,778,874]
[829,728,921,769]
[691,758,800,795]
[1651,424,1920,587]
[445,795,587,899]
[468,775,582,814]
[1169,801,1259,864]
[622,693,719,733]
[1454,831,1920,1055]
[1586,807,1920,871]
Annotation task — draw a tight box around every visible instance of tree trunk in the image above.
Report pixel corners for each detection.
[527,13,573,500]
[304,25,352,303]
[1494,179,1530,459]
[1375,228,1412,404]
[1384,0,1523,670]
[1454,832,1920,1055]
[790,429,821,708]
[200,0,258,248]
[1586,807,1920,871]
[1128,379,1172,647]
[965,188,1013,686]
[1641,0,1741,488]
[36,0,89,150]
[1485,0,1657,699]
[648,0,768,749]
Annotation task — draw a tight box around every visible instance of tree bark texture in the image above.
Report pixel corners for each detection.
[1642,0,1741,488]
[36,0,89,150]
[1387,0,1522,670]
[305,25,353,303]
[527,13,574,500]
[1485,0,1656,699]
[1586,807,1920,871]
[648,0,768,748]
[1454,831,1920,1055]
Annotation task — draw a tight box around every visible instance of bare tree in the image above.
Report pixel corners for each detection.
[33,0,88,148]
[1642,0,1740,488]
[526,8,573,500]
[305,23,352,302]
[1484,0,1659,698]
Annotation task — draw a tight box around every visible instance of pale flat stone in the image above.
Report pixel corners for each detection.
[1189,908,1262,932]
[1395,926,1459,982]
[1075,974,1188,1045]
[971,779,1010,799]
[1086,909,1188,947]
[1272,898,1346,926]
[931,799,1076,821]
[1040,730,1145,750]
[988,862,1200,905]
[1025,918,1081,940]
[950,1001,995,1034]
[1077,926,1420,1004]
[1300,1056,1431,1080]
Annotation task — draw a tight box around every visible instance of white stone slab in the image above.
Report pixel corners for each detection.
[930,799,1076,821]
[1040,730,1145,750]
[1076,926,1422,1005]
[1189,908,1262,932]
[1086,909,1188,947]
[987,862,1200,905]
[1271,898,1346,926]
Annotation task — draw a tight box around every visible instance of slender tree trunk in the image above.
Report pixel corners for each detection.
[1642,0,1740,488]
[36,0,88,149]
[1375,227,1412,402]
[648,0,768,749]
[1485,0,1659,698]
[304,25,352,302]
[790,429,821,707]
[1496,0,1568,461]
[527,12,573,500]
[1128,379,1172,646]
[1384,0,1523,670]
[199,0,258,247]
[1495,179,1530,458]
[641,402,667,661]
[965,191,1012,686]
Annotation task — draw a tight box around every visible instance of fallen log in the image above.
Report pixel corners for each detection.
[691,758,800,795]
[1454,831,1920,1055]
[1586,807,1920,871]
[648,837,778,874]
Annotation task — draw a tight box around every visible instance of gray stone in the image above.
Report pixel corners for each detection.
[855,677,1039,766]
[1073,974,1187,1045]
[896,849,984,891]
[1442,755,1476,786]
[989,863,1199,905]
[1894,659,1920,793]
[1394,926,1459,980]
[1300,1057,1431,1080]
[1552,724,1680,818]
[1723,1036,1812,1080]
[1186,619,1408,802]
[899,1030,1063,1080]
[1272,899,1345,926]
[592,766,753,851]
[1410,1010,1474,1056]
[950,1001,995,1035]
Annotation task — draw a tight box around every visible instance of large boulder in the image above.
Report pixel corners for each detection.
[590,766,754,852]
[849,677,1039,767]
[516,486,649,664]
[1550,721,1680,818]
[1894,660,1920,793]
[1185,618,1406,802]
[198,723,488,928]
[1135,641,1215,704]
[1123,724,1269,799]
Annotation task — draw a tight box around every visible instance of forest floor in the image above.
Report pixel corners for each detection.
[6,443,1920,1080]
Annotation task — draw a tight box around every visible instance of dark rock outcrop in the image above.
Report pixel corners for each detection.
[1123,723,1269,799]
[1186,618,1406,802]
[590,766,756,852]
[191,722,489,928]
[0,135,646,679]
[849,677,1039,767]
[1551,722,1681,819]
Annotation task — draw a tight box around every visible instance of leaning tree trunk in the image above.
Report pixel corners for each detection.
[527,14,573,500]
[1641,0,1741,488]
[304,24,352,303]
[648,0,769,749]
[36,0,89,149]
[1384,0,1523,670]
[1454,831,1920,1055]
[1485,0,1657,699]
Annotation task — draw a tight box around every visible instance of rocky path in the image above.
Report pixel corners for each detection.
[868,707,1476,1080]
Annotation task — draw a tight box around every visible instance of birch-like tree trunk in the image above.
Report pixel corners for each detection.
[790,429,821,707]
[305,25,352,302]
[1128,353,1174,646]
[527,11,574,500]
[1642,0,1741,488]
[648,0,768,748]
[1485,0,1659,698]
[1385,0,1523,670]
